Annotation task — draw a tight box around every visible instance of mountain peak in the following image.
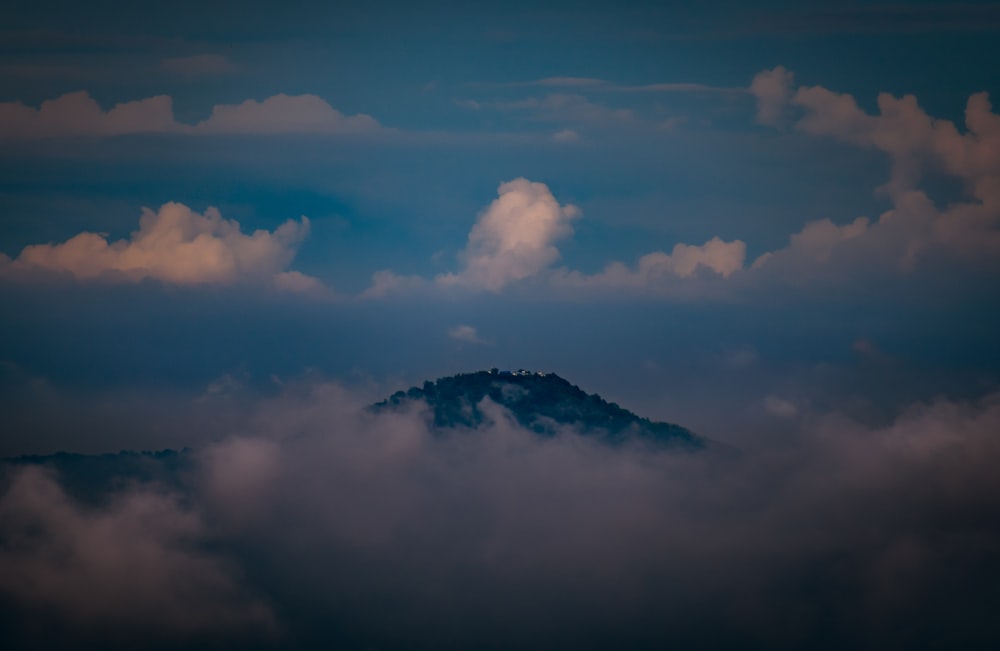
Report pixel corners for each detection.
[373,369,704,448]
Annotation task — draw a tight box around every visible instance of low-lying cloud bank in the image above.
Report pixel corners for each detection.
[0,202,327,294]
[2,385,999,649]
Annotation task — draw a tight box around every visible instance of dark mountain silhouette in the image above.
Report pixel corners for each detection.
[2,370,709,499]
[373,369,705,449]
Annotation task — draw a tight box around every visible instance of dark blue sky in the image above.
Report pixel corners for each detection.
[2,0,1000,453]
[5,6,1000,649]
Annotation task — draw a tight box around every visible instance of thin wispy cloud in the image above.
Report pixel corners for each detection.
[470,77,742,93]
[0,92,381,139]
[160,53,237,76]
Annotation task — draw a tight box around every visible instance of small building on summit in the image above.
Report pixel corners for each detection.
[489,368,547,377]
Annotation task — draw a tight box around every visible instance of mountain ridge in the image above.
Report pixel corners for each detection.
[2,370,710,498]
[372,369,705,448]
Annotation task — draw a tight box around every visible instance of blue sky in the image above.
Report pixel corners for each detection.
[2,0,1000,453]
[6,4,1000,649]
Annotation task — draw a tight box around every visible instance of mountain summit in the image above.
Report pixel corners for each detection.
[373,369,704,448]
[3,371,708,497]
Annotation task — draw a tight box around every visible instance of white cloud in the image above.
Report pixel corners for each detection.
[272,270,334,298]
[0,91,380,139]
[365,180,751,298]
[435,178,581,291]
[2,202,323,291]
[751,216,870,270]
[749,66,795,127]
[448,324,488,345]
[787,78,1000,208]
[0,92,177,138]
[194,94,380,135]
[556,237,747,291]
[552,128,580,143]
[365,72,1000,299]
[361,269,427,299]
[749,67,1000,273]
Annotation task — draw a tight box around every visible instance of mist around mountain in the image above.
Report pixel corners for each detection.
[373,369,705,448]
[2,449,192,505]
[3,375,1000,651]
[1,370,706,501]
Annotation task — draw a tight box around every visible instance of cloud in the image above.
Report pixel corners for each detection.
[2,202,323,290]
[527,76,608,87]
[463,93,634,124]
[751,216,870,270]
[366,70,1000,300]
[745,67,1000,278]
[365,180,747,298]
[271,270,333,298]
[160,53,236,76]
[0,465,273,636]
[763,395,798,418]
[0,91,380,139]
[194,94,380,134]
[4,382,1000,648]
[448,324,488,345]
[435,178,581,291]
[478,77,740,94]
[750,65,795,127]
[610,82,744,94]
[0,92,177,138]
[790,83,1000,209]
[555,237,747,291]
[360,269,427,299]
[551,128,580,143]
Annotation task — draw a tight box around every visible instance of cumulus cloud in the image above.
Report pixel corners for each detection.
[791,83,1000,219]
[555,237,747,292]
[747,67,1000,275]
[0,91,380,139]
[359,269,428,299]
[367,73,1000,299]
[749,65,795,127]
[3,382,1000,648]
[194,94,380,134]
[0,92,177,138]
[2,202,324,291]
[366,179,751,297]
[436,178,581,291]
[751,215,870,270]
